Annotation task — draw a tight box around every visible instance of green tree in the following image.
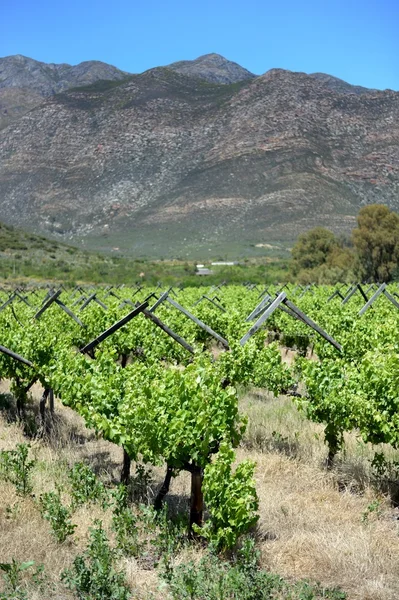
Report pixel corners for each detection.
[352,204,399,282]
[291,227,354,283]
[292,227,338,273]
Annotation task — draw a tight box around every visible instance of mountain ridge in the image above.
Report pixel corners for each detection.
[0,54,398,258]
[1,63,398,257]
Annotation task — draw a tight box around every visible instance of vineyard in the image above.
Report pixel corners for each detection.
[1,281,399,599]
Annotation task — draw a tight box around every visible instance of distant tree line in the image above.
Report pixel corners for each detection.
[291,204,399,284]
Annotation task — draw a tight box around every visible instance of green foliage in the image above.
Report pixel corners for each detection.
[130,464,154,502]
[291,227,354,284]
[371,452,399,481]
[111,486,140,557]
[0,444,35,497]
[198,443,259,551]
[39,489,76,543]
[61,521,131,600]
[216,340,294,394]
[0,559,35,600]
[352,204,399,282]
[161,539,346,600]
[361,499,382,523]
[68,462,107,509]
[5,281,399,546]
[292,228,339,271]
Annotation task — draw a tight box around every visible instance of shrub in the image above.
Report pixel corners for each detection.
[0,444,35,497]
[61,521,130,600]
[39,489,76,543]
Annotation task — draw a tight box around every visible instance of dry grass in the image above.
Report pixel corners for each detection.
[1,383,399,599]
[0,384,176,598]
[240,389,399,600]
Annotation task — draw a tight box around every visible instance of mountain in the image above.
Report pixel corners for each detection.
[0,56,398,258]
[167,53,256,84]
[0,55,129,128]
[309,72,375,95]
[0,54,129,95]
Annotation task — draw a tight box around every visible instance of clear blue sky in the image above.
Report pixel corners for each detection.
[2,0,398,90]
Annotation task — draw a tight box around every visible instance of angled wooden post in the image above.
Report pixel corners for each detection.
[80,301,149,355]
[356,284,369,303]
[79,293,107,311]
[0,293,17,312]
[328,289,344,302]
[278,303,309,325]
[34,290,62,319]
[201,295,226,312]
[149,291,169,313]
[15,291,32,306]
[192,295,205,307]
[94,297,108,310]
[358,283,386,316]
[72,294,86,307]
[342,285,358,304]
[245,294,272,322]
[54,299,85,327]
[0,344,34,367]
[299,284,311,299]
[105,289,121,300]
[240,293,287,346]
[282,298,342,352]
[79,293,97,311]
[258,287,270,299]
[166,297,229,349]
[138,305,195,354]
[383,288,399,310]
[118,299,135,309]
[131,286,143,298]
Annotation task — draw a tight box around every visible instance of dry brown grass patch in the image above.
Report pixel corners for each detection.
[238,389,399,599]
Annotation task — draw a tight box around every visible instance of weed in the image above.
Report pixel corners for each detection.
[111,485,141,557]
[0,444,35,497]
[130,463,154,503]
[361,499,382,523]
[161,538,347,599]
[68,461,107,509]
[39,488,76,543]
[0,559,35,600]
[61,520,131,600]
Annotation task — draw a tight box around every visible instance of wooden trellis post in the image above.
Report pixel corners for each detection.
[79,293,108,311]
[34,290,85,327]
[328,289,344,302]
[240,292,341,352]
[80,300,149,355]
[0,344,34,367]
[358,283,399,315]
[245,294,272,322]
[240,293,287,346]
[150,292,229,349]
[166,297,230,349]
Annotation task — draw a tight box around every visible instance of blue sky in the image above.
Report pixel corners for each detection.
[2,0,398,90]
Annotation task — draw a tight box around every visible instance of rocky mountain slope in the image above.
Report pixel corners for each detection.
[0,55,129,128]
[308,73,374,95]
[167,53,256,84]
[0,54,398,258]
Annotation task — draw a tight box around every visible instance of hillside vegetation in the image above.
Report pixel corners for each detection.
[0,221,289,285]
